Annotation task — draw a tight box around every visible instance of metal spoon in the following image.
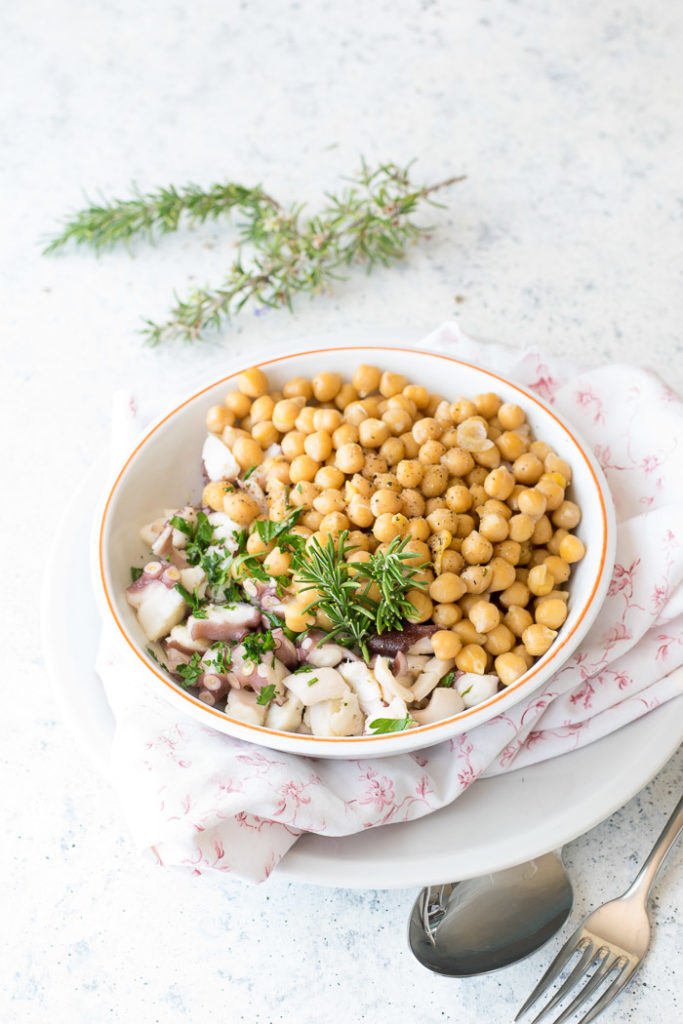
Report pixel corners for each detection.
[408,852,573,976]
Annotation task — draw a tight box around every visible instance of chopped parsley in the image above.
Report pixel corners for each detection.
[176,652,204,688]
[242,465,258,481]
[241,630,277,665]
[439,670,456,688]
[174,582,207,617]
[260,609,299,641]
[130,566,144,582]
[368,715,417,735]
[293,664,315,674]
[306,676,319,687]
[204,642,231,674]
[256,684,277,706]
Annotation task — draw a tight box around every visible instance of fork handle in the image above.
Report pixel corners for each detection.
[625,791,683,904]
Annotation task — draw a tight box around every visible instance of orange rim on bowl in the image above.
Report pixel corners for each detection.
[99,346,611,746]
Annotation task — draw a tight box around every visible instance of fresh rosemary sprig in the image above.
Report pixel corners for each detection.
[293,531,428,659]
[43,160,464,344]
[43,181,279,253]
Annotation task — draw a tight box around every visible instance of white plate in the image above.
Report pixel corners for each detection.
[42,460,683,889]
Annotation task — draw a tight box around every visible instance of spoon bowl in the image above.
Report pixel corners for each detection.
[408,852,573,977]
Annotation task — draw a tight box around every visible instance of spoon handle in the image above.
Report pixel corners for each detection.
[625,792,683,904]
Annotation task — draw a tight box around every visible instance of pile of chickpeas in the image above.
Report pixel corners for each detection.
[201,363,586,688]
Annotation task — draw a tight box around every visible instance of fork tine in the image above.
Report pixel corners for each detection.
[524,941,598,1024]
[547,948,619,1024]
[514,930,590,1021]
[575,959,639,1024]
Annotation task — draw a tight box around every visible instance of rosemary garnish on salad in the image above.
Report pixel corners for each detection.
[293,532,428,660]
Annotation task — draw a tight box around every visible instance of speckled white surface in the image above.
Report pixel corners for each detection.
[3,1,682,1021]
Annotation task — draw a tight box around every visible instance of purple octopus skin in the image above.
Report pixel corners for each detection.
[126,562,178,600]
[366,623,438,657]
[197,673,231,705]
[271,627,298,668]
[151,524,174,558]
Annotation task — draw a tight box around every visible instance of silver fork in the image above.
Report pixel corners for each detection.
[515,791,683,1024]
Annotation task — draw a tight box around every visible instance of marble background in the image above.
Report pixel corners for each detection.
[2,1,681,1021]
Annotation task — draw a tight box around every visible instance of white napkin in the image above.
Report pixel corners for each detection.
[96,321,683,883]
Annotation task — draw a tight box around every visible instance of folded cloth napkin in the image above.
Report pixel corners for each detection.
[96,321,683,883]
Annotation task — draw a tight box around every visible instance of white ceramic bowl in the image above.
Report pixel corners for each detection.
[94,342,616,758]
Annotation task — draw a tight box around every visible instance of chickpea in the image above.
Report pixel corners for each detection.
[444,484,472,514]
[362,452,388,480]
[522,623,557,656]
[272,398,305,433]
[368,489,400,517]
[483,466,515,500]
[263,546,292,577]
[224,390,252,418]
[312,407,343,433]
[535,475,566,511]
[485,561,518,593]
[382,407,413,436]
[535,598,568,630]
[294,406,317,434]
[334,383,358,410]
[495,651,528,686]
[311,372,342,402]
[335,442,365,474]
[478,513,509,543]
[202,480,228,512]
[421,465,449,497]
[497,402,526,430]
[450,398,478,423]
[404,589,432,623]
[399,383,427,409]
[319,511,350,537]
[426,508,459,534]
[313,489,345,515]
[406,516,429,542]
[379,436,405,467]
[284,599,316,633]
[509,513,536,542]
[496,430,528,461]
[251,420,279,448]
[283,376,313,401]
[531,514,553,545]
[394,459,422,489]
[300,508,323,531]
[440,426,460,448]
[233,436,264,470]
[304,430,333,463]
[552,500,582,530]
[206,404,233,434]
[527,563,555,596]
[455,643,488,675]
[237,367,268,398]
[547,528,569,556]
[545,453,572,481]
[455,513,477,538]
[510,452,543,484]
[493,539,521,565]
[352,364,381,396]
[418,439,446,465]
[264,458,291,488]
[441,549,465,574]
[469,600,500,634]
[485,623,516,657]
[246,530,269,556]
[379,371,407,398]
[517,488,547,521]
[223,490,260,526]
[461,531,494,565]
[431,603,461,628]
[559,534,586,563]
[250,395,276,423]
[412,417,442,445]
[544,555,571,584]
[289,454,320,483]
[281,431,306,461]
[429,572,466,604]
[469,483,487,509]
[359,418,391,448]
[475,392,502,419]
[399,432,420,458]
[460,565,491,594]
[503,605,534,637]
[431,630,462,661]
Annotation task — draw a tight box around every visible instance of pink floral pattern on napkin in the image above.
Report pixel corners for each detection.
[96,321,683,883]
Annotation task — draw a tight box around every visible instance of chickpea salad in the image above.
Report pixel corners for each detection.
[126,364,586,738]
